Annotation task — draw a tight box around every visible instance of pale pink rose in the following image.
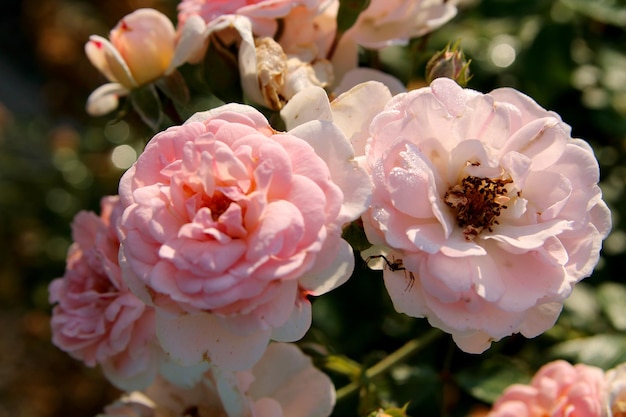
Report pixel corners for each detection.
[48,196,160,390]
[177,0,334,39]
[117,103,370,370]
[489,360,605,417]
[99,343,335,417]
[340,0,458,50]
[604,363,626,416]
[85,8,205,116]
[362,77,611,353]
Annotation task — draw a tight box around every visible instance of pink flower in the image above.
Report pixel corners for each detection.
[177,0,334,39]
[362,77,611,353]
[488,360,605,417]
[48,197,160,390]
[85,8,205,115]
[344,0,458,49]
[99,343,335,417]
[117,103,370,370]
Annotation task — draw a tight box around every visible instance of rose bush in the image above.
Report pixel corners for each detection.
[360,77,611,353]
[488,360,605,417]
[117,103,371,370]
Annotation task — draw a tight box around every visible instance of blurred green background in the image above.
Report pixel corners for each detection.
[1,0,626,416]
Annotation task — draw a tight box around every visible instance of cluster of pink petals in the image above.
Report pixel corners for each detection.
[361,77,611,353]
[177,0,334,39]
[99,343,335,417]
[331,0,458,78]
[344,0,458,49]
[117,103,370,370]
[488,360,605,417]
[48,196,159,390]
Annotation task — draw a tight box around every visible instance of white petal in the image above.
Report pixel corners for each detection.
[85,35,136,87]
[155,310,271,371]
[213,366,251,417]
[298,238,354,296]
[330,80,394,156]
[334,68,405,96]
[451,331,493,354]
[518,302,563,338]
[167,15,208,73]
[248,343,336,417]
[159,355,209,388]
[86,83,129,116]
[486,219,574,251]
[280,86,333,130]
[289,120,372,225]
[253,398,283,417]
[271,298,312,342]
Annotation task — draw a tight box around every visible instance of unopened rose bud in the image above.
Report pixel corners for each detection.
[425,41,472,86]
[108,9,176,86]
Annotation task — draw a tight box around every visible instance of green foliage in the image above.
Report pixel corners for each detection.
[337,0,371,33]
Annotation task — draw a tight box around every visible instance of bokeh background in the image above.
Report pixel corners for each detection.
[1,0,626,416]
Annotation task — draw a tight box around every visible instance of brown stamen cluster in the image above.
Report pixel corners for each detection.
[206,190,234,221]
[444,176,512,240]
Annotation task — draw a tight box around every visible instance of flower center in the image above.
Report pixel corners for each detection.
[444,176,512,240]
[205,190,234,221]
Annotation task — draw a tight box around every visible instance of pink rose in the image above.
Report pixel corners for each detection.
[362,77,611,353]
[177,0,333,39]
[346,0,457,49]
[118,103,370,370]
[85,8,205,115]
[99,343,335,417]
[330,0,458,78]
[48,196,160,390]
[489,360,605,417]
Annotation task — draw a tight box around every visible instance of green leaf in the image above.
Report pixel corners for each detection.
[561,282,602,330]
[597,282,626,331]
[156,70,190,105]
[129,84,163,131]
[549,334,626,369]
[561,0,626,27]
[203,36,243,104]
[174,94,226,122]
[337,0,370,33]
[342,219,372,252]
[455,356,531,404]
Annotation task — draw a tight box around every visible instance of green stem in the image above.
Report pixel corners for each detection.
[335,328,444,402]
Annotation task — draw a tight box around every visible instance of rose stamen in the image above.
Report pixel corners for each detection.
[204,190,234,221]
[444,176,512,240]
